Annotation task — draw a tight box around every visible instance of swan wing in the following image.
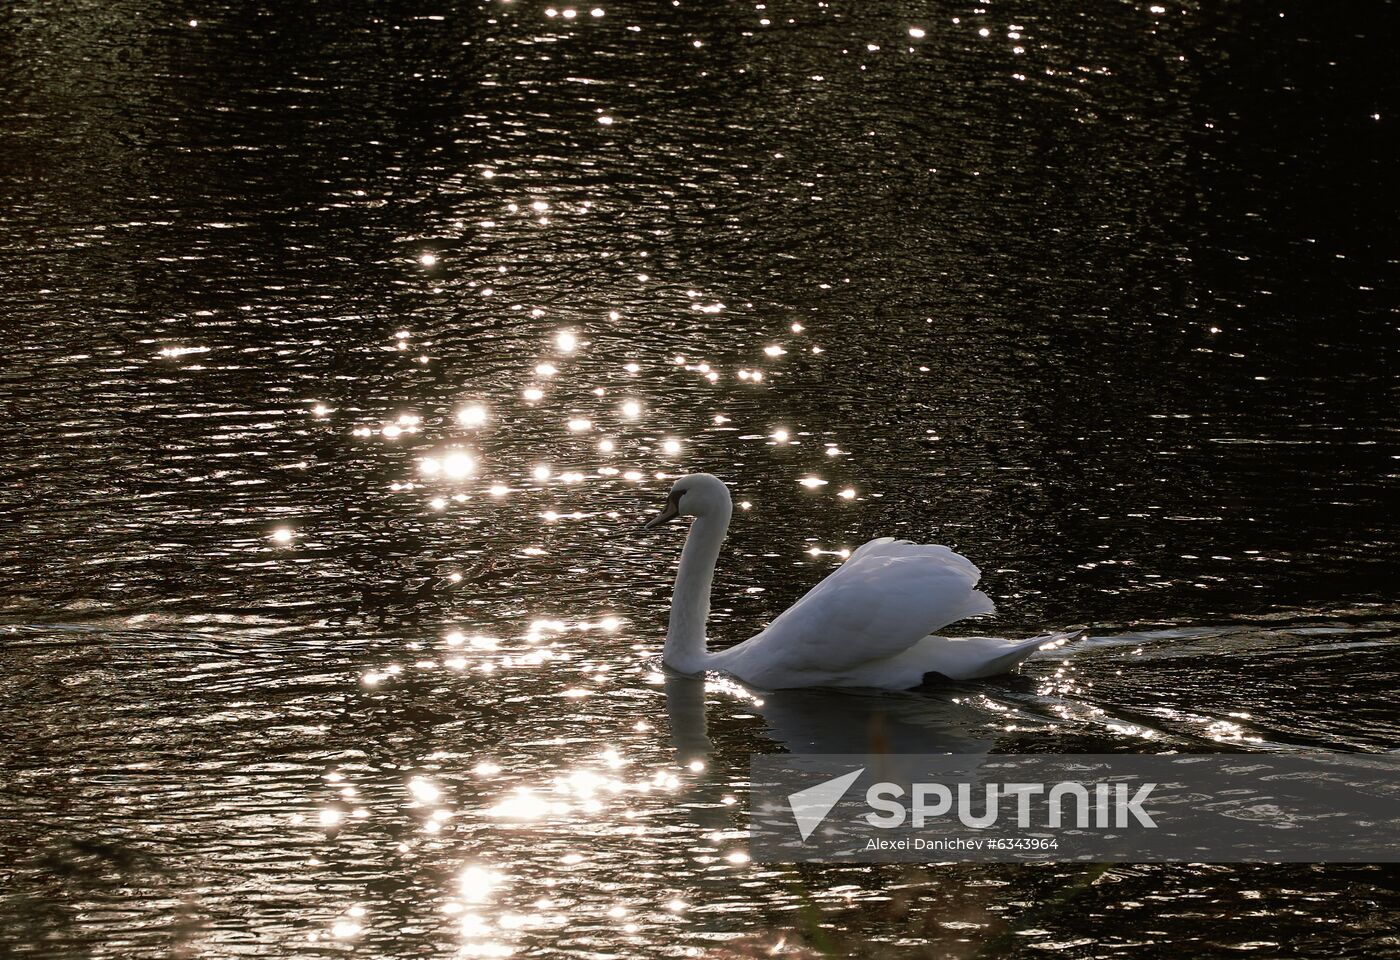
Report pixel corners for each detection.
[726,539,995,683]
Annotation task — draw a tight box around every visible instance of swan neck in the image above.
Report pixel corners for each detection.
[664,508,729,672]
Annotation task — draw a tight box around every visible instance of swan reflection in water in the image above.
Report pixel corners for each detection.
[663,672,1013,854]
[662,670,999,763]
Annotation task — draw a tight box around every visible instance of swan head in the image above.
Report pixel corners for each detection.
[643,472,732,529]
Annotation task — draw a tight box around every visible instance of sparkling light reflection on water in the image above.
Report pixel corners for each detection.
[2,0,1398,956]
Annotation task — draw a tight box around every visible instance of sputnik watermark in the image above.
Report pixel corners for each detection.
[863,779,1157,830]
[751,753,1400,863]
[788,767,863,841]
[789,769,1155,848]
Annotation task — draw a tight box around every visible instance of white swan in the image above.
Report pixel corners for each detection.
[644,472,1068,690]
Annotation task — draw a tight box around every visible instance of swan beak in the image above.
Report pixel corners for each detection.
[643,496,681,529]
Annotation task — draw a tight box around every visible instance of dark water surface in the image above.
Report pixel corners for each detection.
[2,0,1398,956]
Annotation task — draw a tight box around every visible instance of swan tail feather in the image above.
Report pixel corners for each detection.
[973,632,1054,679]
[921,629,1077,682]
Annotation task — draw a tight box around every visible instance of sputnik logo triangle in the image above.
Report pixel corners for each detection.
[787,768,864,841]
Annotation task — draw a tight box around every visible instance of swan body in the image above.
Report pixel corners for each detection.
[645,473,1064,690]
